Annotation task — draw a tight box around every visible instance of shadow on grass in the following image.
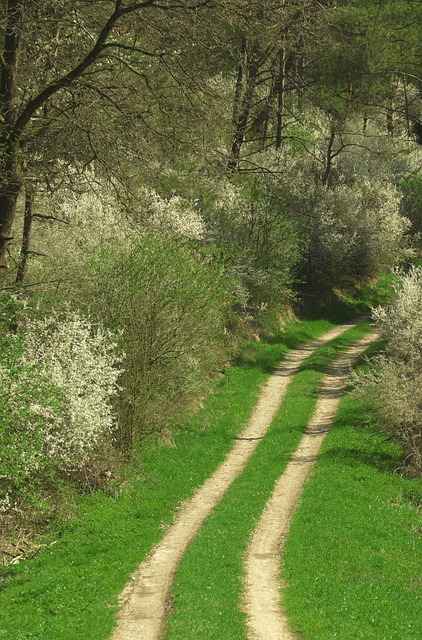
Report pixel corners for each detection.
[320,447,399,474]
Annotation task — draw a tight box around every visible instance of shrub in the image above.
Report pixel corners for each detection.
[0,304,123,516]
[0,331,62,514]
[71,233,236,448]
[303,178,410,288]
[355,267,422,475]
[205,177,300,310]
[400,174,422,249]
[23,311,123,469]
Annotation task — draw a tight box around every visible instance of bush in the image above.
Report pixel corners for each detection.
[23,311,123,468]
[303,178,410,288]
[71,233,236,449]
[400,174,422,248]
[355,267,422,475]
[205,177,299,310]
[0,304,123,516]
[0,331,61,515]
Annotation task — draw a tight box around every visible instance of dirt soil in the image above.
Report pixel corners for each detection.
[110,321,370,640]
[243,333,377,640]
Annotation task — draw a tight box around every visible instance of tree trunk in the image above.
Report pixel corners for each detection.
[276,45,286,150]
[322,126,336,186]
[403,80,411,137]
[227,51,259,172]
[15,184,34,285]
[0,136,21,276]
[232,36,247,128]
[386,77,397,136]
[387,96,395,136]
[295,33,305,111]
[262,69,276,147]
[0,0,24,277]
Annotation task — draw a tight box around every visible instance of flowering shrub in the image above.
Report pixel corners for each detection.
[0,307,123,514]
[304,178,410,287]
[23,311,123,468]
[355,267,422,475]
[0,331,62,510]
[138,188,206,240]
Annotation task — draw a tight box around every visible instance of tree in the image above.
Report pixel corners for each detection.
[0,0,212,278]
[216,0,319,171]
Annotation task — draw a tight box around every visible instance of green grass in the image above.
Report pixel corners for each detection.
[282,349,422,640]
[0,316,341,640]
[163,321,374,640]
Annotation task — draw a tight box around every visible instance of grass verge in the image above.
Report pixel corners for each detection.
[163,321,374,640]
[282,346,422,640]
[0,316,341,640]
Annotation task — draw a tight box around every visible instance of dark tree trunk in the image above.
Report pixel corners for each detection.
[227,52,259,172]
[232,36,247,128]
[0,136,21,277]
[295,34,305,111]
[262,69,276,147]
[403,81,411,137]
[15,184,34,285]
[0,0,24,277]
[387,96,395,136]
[276,45,286,150]
[386,77,397,136]
[322,126,336,186]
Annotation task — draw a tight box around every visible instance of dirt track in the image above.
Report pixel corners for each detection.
[110,321,369,640]
[244,333,377,640]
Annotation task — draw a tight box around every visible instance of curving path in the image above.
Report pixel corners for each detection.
[110,320,369,640]
[244,333,377,640]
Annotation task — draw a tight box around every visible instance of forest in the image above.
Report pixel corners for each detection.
[0,0,421,599]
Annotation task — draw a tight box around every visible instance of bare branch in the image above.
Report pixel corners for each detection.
[99,42,166,57]
[14,0,157,135]
[32,214,70,225]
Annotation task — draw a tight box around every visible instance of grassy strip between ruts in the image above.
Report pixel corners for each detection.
[163,321,374,640]
[0,314,343,640]
[281,345,422,640]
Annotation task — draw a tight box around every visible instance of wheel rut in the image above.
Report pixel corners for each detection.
[244,332,377,640]
[110,320,369,640]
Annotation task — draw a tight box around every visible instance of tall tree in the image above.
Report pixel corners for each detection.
[0,0,212,277]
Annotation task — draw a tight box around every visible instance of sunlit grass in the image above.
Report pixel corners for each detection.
[282,348,422,640]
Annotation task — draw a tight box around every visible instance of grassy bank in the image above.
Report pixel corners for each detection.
[164,321,374,640]
[282,348,422,640]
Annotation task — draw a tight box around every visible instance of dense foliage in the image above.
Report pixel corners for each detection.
[355,267,422,475]
[0,0,421,528]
